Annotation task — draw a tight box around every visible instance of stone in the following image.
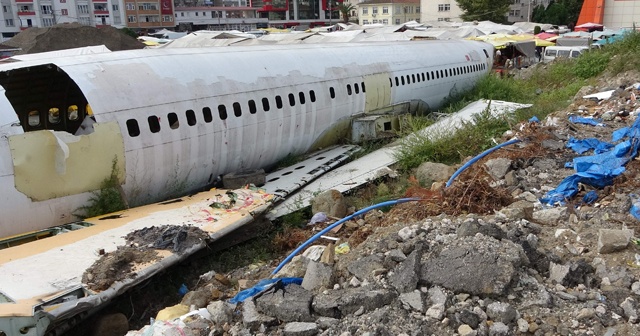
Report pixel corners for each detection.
[92,313,129,336]
[489,322,511,336]
[598,229,633,254]
[425,304,445,320]
[532,207,567,225]
[386,249,407,262]
[207,301,234,325]
[283,322,319,336]
[347,254,384,281]
[499,200,534,221]
[312,288,396,318]
[549,262,570,285]
[255,284,314,322]
[302,245,326,261]
[427,286,449,306]
[311,189,347,219]
[620,297,638,323]
[398,227,416,241]
[399,291,424,312]
[302,260,335,291]
[458,324,476,336]
[486,302,517,324]
[389,244,423,293]
[517,318,529,333]
[415,162,455,186]
[274,255,310,278]
[242,300,277,331]
[456,219,505,240]
[484,158,513,180]
[457,309,481,329]
[181,287,212,309]
[576,308,595,320]
[420,235,527,296]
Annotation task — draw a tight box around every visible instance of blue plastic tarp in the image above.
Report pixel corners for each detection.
[541,117,640,205]
[566,137,614,154]
[228,277,303,304]
[569,116,604,127]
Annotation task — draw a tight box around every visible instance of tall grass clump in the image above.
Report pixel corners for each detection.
[77,159,127,218]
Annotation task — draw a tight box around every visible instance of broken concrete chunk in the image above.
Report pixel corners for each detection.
[242,300,277,331]
[532,207,567,225]
[598,229,633,254]
[301,260,335,291]
[311,189,348,218]
[347,254,384,281]
[415,162,455,187]
[312,287,396,318]
[255,284,314,322]
[283,322,319,336]
[389,244,423,293]
[484,158,513,180]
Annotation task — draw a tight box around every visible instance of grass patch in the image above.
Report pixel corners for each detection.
[76,159,127,218]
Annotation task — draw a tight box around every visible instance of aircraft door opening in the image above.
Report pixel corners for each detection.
[363,73,391,114]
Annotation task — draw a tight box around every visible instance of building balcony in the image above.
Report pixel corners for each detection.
[15,0,33,2]
[94,10,109,14]
[17,11,36,16]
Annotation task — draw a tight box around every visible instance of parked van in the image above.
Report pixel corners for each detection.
[542,46,589,63]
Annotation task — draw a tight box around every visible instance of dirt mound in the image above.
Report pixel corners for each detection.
[82,225,210,292]
[4,22,144,54]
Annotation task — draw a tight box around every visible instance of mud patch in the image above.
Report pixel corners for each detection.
[82,225,210,291]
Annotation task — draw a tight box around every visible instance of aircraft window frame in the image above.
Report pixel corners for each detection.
[218,104,228,120]
[412,74,416,83]
[330,87,335,99]
[405,75,410,84]
[309,90,316,102]
[276,95,283,108]
[347,84,352,95]
[203,107,213,122]
[232,102,242,117]
[483,49,489,58]
[361,82,366,92]
[248,100,257,114]
[126,119,140,137]
[401,76,405,85]
[28,110,40,127]
[186,109,197,126]
[288,93,296,106]
[416,74,421,83]
[148,115,161,133]
[422,73,425,81]
[427,72,430,80]
[262,98,270,111]
[389,78,393,87]
[436,71,439,79]
[168,112,179,129]
[395,77,399,86]
[354,83,359,94]
[299,92,305,104]
[431,71,434,79]
[48,108,61,124]
[440,70,444,78]
[68,105,79,121]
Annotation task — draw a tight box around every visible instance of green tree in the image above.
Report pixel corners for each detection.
[336,3,356,23]
[531,4,546,23]
[530,0,584,26]
[120,27,138,39]
[456,0,511,23]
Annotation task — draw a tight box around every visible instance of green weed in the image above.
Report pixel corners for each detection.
[76,159,127,218]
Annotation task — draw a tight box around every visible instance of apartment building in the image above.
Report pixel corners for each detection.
[173,5,267,31]
[507,0,551,23]
[358,0,420,25]
[420,0,462,23]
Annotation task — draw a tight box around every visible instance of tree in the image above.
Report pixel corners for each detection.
[336,3,356,24]
[456,0,511,23]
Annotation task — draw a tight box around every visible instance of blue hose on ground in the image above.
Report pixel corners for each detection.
[271,197,421,275]
[445,138,521,188]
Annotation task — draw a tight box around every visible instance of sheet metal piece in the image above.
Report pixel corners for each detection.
[268,99,533,219]
[0,188,273,336]
[262,145,361,200]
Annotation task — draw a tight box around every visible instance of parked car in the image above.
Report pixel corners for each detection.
[542,46,589,63]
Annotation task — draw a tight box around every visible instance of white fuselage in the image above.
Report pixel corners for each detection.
[0,40,493,238]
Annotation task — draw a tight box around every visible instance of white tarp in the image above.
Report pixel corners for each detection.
[7,45,111,61]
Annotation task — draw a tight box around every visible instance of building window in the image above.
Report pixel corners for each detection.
[382,6,388,14]
[163,15,172,22]
[362,19,369,24]
[195,12,198,16]
[416,6,420,13]
[362,7,368,15]
[126,3,135,10]
[60,0,66,3]
[372,19,378,23]
[42,18,55,26]
[128,15,136,22]
[61,9,68,15]
[138,3,158,10]
[79,17,91,25]
[382,19,388,24]
[438,4,450,12]
[77,5,89,14]
[5,19,13,26]
[112,4,119,11]
[395,18,400,24]
[372,7,378,14]
[41,5,53,14]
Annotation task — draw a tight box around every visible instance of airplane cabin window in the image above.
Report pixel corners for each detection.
[249,100,257,114]
[218,105,227,120]
[28,110,40,126]
[483,49,489,58]
[186,109,196,126]
[347,84,352,95]
[389,78,393,87]
[417,74,421,83]
[298,92,305,104]
[412,74,416,83]
[330,87,335,99]
[203,107,213,122]
[126,119,140,137]
[233,102,242,117]
[440,70,444,78]
[421,73,425,81]
[430,71,434,79]
[148,116,161,133]
[354,83,359,94]
[68,105,79,121]
[361,82,365,92]
[401,76,405,85]
[395,77,399,86]
[262,98,270,111]
[288,93,295,106]
[168,112,179,129]
[276,95,283,108]
[48,108,60,124]
[405,75,410,83]
[309,90,316,102]
[426,72,430,80]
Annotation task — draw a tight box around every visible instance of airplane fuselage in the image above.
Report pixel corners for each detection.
[0,40,493,238]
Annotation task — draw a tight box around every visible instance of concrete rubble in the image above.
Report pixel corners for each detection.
[123,76,640,336]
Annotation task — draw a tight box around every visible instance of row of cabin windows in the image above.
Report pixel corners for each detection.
[27,105,85,127]
[346,82,366,96]
[126,90,319,137]
[389,63,486,87]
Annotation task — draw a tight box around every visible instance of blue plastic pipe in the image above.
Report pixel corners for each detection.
[445,138,521,188]
[271,197,420,275]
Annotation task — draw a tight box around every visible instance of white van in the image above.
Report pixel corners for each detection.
[542,46,589,63]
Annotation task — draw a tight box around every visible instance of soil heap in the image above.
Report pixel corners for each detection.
[3,22,144,54]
